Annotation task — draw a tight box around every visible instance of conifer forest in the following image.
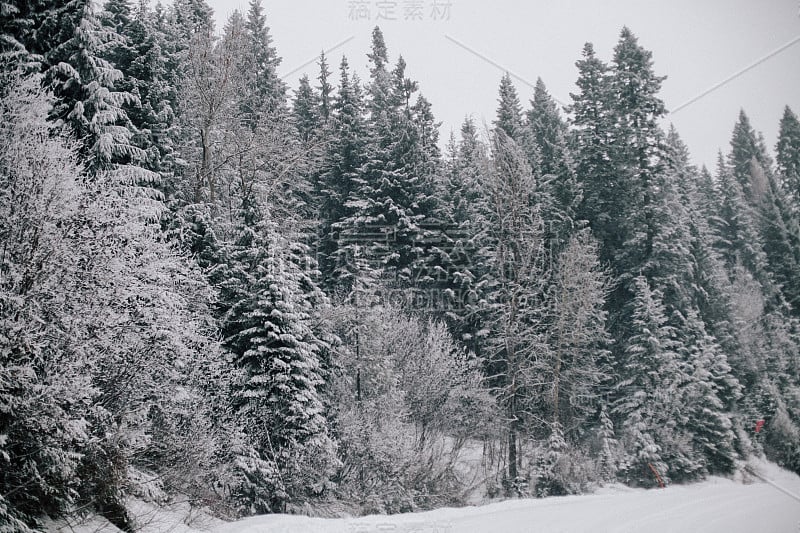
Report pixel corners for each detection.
[2,1,800,531]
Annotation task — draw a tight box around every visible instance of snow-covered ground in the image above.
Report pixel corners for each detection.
[48,460,800,533]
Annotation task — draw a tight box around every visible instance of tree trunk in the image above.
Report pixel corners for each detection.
[508,424,518,481]
[553,347,562,427]
[200,124,214,205]
[508,379,518,483]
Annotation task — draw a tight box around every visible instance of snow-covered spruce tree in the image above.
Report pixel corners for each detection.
[679,311,740,475]
[597,405,624,481]
[98,0,183,181]
[524,78,582,253]
[569,42,615,264]
[218,205,335,514]
[339,29,438,287]
[33,1,167,248]
[728,110,771,203]
[293,74,321,143]
[571,31,672,364]
[296,51,337,253]
[663,130,728,317]
[241,0,286,122]
[777,106,800,208]
[437,117,492,355]
[482,130,550,491]
[755,163,800,316]
[613,276,697,486]
[687,182,743,392]
[607,27,668,286]
[726,111,800,315]
[640,129,697,318]
[39,0,145,175]
[0,0,46,72]
[568,31,721,486]
[711,115,800,458]
[322,56,369,294]
[494,72,524,142]
[532,422,568,497]
[292,67,337,283]
[409,92,446,284]
[317,51,333,124]
[658,129,744,475]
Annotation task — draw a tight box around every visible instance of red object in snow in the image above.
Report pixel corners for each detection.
[647,463,666,489]
[755,419,765,433]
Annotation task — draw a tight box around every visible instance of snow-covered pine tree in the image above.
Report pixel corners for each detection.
[317,51,333,124]
[437,117,491,354]
[339,29,437,287]
[99,0,181,180]
[322,56,369,294]
[777,106,800,208]
[242,0,285,121]
[569,42,614,263]
[483,130,549,488]
[38,1,145,174]
[220,206,334,513]
[607,27,668,282]
[494,73,523,142]
[713,153,772,290]
[525,78,582,253]
[614,276,692,486]
[679,311,740,475]
[293,74,321,143]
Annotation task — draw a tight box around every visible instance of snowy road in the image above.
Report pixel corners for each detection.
[214,463,800,533]
[53,461,800,533]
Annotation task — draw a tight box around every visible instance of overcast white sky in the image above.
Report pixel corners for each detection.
[202,0,800,169]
